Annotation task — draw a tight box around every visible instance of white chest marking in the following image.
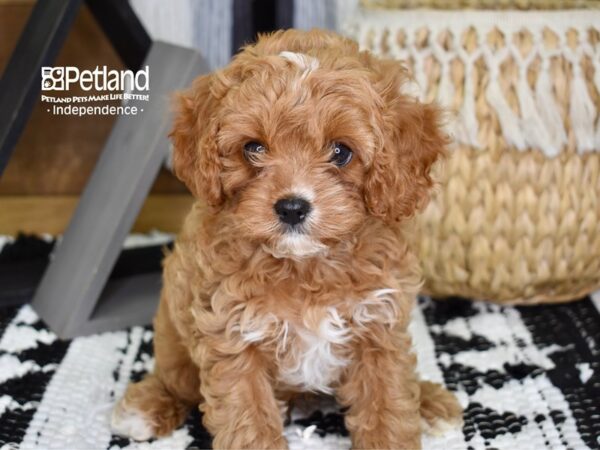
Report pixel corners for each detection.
[238,290,399,393]
[279,307,350,394]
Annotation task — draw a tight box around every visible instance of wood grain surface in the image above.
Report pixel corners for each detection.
[0,194,194,234]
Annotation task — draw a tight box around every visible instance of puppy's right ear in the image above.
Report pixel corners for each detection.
[170,74,223,207]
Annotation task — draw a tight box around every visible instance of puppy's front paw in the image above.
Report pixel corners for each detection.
[111,398,156,441]
[419,381,464,436]
[112,375,191,440]
[421,414,464,437]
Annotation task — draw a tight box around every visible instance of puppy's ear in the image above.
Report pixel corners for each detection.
[364,58,447,222]
[170,74,223,207]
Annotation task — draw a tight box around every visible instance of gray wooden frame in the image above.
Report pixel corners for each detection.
[31,42,207,339]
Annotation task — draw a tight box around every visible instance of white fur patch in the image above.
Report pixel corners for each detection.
[111,399,154,441]
[279,51,319,74]
[266,233,328,260]
[239,313,279,343]
[422,415,464,437]
[240,326,266,343]
[353,288,399,328]
[279,308,351,393]
[239,290,400,392]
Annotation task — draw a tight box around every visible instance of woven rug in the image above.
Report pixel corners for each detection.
[1,293,599,449]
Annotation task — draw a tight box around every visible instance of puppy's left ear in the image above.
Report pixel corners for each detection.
[364,60,447,222]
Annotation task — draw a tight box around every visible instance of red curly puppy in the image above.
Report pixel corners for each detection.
[112,29,462,449]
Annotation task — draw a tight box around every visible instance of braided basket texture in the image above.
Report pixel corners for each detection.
[346,9,600,303]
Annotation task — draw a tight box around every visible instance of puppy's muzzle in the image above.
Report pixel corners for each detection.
[274,197,311,226]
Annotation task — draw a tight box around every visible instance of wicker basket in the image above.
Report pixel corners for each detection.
[346,9,600,304]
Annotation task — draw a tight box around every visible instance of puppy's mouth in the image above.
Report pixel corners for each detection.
[279,222,308,235]
[263,231,328,260]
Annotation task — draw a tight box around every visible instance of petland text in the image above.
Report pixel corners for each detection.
[41,66,149,92]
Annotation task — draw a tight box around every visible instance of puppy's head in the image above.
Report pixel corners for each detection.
[171,29,446,259]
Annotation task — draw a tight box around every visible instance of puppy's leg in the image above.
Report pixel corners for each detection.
[198,348,287,449]
[112,297,200,440]
[337,331,422,450]
[419,381,463,436]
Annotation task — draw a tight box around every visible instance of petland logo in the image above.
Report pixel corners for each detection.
[41,66,149,91]
[41,65,150,116]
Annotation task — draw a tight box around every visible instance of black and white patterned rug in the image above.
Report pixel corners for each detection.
[0,235,599,449]
[1,296,599,449]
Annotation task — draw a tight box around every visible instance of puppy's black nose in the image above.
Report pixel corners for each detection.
[274,197,311,226]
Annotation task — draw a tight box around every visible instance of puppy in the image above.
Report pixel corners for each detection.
[112,29,462,449]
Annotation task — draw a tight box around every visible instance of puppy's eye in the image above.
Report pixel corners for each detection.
[330,143,353,167]
[243,141,266,159]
